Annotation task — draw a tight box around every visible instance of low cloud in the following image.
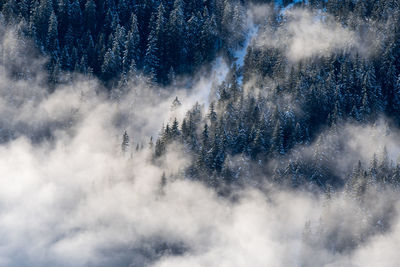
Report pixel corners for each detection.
[0,8,399,267]
[254,8,379,61]
[284,9,355,61]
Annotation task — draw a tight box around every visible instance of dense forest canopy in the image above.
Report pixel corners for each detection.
[1,0,250,85]
[0,0,400,266]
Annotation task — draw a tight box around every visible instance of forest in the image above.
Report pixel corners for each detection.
[0,0,400,266]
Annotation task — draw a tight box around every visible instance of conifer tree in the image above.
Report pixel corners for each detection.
[46,11,59,52]
[121,130,130,153]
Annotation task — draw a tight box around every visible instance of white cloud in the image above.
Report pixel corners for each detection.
[0,10,398,267]
[254,9,374,61]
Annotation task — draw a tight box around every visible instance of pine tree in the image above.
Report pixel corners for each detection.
[271,119,285,155]
[84,32,96,68]
[84,0,96,34]
[117,0,130,23]
[155,138,164,157]
[60,45,72,69]
[144,13,160,81]
[208,102,218,123]
[186,13,202,71]
[148,136,154,150]
[171,96,181,112]
[121,130,130,153]
[167,67,176,85]
[101,48,117,81]
[34,0,54,42]
[57,0,70,38]
[154,3,167,81]
[2,0,18,22]
[122,14,140,73]
[70,0,82,36]
[49,58,61,84]
[202,123,209,148]
[232,3,246,47]
[369,153,378,184]
[167,0,186,72]
[171,118,180,140]
[46,11,59,53]
[393,75,400,116]
[228,63,240,101]
[362,62,383,115]
[200,9,218,62]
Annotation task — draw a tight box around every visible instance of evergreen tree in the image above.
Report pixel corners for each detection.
[101,48,118,81]
[121,130,130,153]
[171,118,180,140]
[84,0,96,34]
[122,14,140,73]
[148,136,154,150]
[144,13,160,81]
[208,102,218,123]
[46,11,59,53]
[69,0,82,36]
[167,0,186,72]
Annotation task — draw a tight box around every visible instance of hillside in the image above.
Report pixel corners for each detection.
[0,0,400,266]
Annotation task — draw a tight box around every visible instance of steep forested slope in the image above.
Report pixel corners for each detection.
[0,1,400,266]
[151,0,400,190]
[1,0,400,190]
[1,0,247,85]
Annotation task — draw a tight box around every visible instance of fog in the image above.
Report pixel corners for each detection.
[254,8,382,61]
[0,5,399,267]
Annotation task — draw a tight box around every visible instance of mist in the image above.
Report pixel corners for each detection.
[253,7,383,62]
[0,2,399,267]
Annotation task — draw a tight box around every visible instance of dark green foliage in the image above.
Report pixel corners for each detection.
[2,0,400,191]
[1,0,246,86]
[152,0,400,187]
